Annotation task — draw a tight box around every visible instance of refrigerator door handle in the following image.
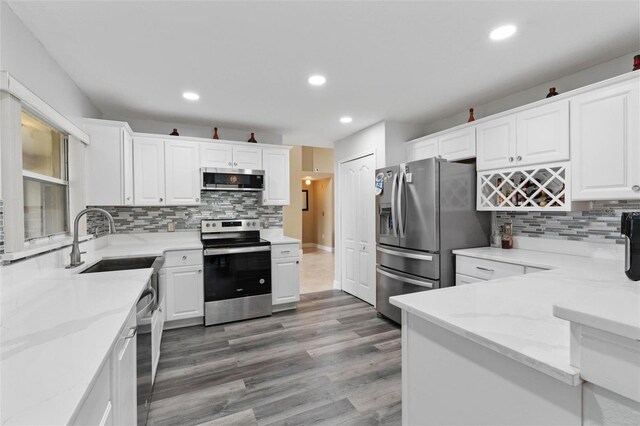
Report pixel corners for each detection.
[376,246,433,261]
[397,170,405,238]
[390,173,398,237]
[376,267,434,289]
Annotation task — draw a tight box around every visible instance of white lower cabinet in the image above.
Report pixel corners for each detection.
[72,307,137,426]
[271,243,300,310]
[456,255,548,285]
[164,265,204,322]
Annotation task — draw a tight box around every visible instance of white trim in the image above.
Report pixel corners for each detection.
[22,170,68,186]
[301,243,335,253]
[333,280,341,290]
[338,149,376,165]
[133,131,292,150]
[0,71,91,144]
[1,235,93,262]
[301,243,316,248]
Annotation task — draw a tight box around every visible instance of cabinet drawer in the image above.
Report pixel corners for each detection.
[271,244,300,259]
[455,273,485,286]
[164,249,203,268]
[457,256,525,280]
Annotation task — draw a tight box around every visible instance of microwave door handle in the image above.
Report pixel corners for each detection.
[391,173,398,237]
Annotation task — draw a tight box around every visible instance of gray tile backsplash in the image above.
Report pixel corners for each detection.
[0,200,4,254]
[495,200,640,244]
[87,191,282,235]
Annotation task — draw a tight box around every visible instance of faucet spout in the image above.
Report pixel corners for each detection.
[67,208,116,268]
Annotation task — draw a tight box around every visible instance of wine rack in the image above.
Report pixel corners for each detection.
[477,162,585,211]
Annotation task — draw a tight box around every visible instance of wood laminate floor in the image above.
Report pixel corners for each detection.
[148,290,401,426]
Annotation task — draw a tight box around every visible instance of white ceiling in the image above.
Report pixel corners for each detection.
[8,1,640,145]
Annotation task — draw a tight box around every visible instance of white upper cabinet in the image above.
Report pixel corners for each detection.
[476,115,516,171]
[133,137,166,205]
[407,137,438,162]
[438,126,476,161]
[477,101,569,171]
[83,120,134,206]
[200,143,234,168]
[199,143,262,169]
[232,145,262,169]
[571,79,640,200]
[262,148,290,205]
[165,140,201,205]
[516,100,569,166]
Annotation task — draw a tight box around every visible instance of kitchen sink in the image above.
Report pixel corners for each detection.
[79,256,160,274]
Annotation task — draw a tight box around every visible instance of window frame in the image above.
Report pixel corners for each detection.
[21,107,71,242]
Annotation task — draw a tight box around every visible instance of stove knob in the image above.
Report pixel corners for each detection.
[212,223,217,227]
[206,223,211,228]
[253,221,257,227]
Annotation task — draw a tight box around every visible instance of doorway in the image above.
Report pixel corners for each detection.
[301,177,335,293]
[339,153,376,305]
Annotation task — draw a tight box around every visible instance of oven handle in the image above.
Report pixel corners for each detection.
[204,246,271,256]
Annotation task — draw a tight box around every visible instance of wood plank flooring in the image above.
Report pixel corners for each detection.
[147,290,401,426]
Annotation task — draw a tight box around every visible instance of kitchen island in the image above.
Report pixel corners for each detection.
[390,245,640,425]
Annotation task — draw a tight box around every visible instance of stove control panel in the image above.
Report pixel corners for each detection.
[201,219,260,233]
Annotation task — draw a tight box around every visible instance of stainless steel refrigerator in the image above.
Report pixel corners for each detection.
[376,157,490,323]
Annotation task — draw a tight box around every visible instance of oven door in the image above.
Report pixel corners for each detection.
[203,246,271,301]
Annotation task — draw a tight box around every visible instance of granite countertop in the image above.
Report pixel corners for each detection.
[390,247,637,386]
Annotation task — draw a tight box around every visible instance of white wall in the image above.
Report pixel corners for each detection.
[424,51,639,134]
[0,1,101,127]
[384,121,424,167]
[106,116,283,145]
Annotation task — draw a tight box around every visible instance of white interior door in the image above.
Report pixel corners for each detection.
[340,154,375,305]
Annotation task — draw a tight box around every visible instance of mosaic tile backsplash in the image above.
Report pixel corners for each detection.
[0,200,4,254]
[87,191,283,235]
[495,200,640,244]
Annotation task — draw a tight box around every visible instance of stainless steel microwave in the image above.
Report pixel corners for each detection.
[201,168,265,191]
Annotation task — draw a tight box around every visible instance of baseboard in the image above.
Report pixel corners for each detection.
[163,316,204,330]
[302,243,316,248]
[333,279,341,290]
[316,244,335,253]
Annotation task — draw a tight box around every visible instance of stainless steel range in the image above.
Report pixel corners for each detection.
[201,219,272,326]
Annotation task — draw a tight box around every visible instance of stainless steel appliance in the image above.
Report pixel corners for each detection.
[622,212,640,281]
[376,157,490,323]
[201,168,264,191]
[201,219,272,325]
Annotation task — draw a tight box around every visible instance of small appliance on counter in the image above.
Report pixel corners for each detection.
[621,212,640,281]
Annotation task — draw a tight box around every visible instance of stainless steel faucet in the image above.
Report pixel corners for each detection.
[67,207,116,268]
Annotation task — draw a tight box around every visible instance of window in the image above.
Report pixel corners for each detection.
[21,110,69,240]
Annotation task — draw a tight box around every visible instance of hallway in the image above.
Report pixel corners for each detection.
[300,247,335,294]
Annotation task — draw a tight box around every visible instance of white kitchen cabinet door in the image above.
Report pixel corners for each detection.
[438,127,476,161]
[262,148,290,205]
[407,137,438,162]
[165,266,204,322]
[571,79,640,200]
[200,143,234,168]
[122,128,134,205]
[111,310,137,426]
[232,145,262,169]
[272,257,300,305]
[165,140,201,205]
[476,115,516,171]
[516,100,569,167]
[133,137,166,205]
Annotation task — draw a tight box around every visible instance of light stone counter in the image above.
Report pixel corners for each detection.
[390,246,636,386]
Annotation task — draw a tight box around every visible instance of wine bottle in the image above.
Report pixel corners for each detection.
[248,132,257,143]
[213,127,219,139]
[170,128,179,136]
[546,87,559,98]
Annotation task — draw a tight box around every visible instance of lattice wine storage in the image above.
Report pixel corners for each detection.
[477,162,584,211]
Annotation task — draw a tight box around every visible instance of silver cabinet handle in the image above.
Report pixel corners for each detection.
[195,198,200,202]
[182,255,187,261]
[508,157,514,162]
[198,269,202,273]
[296,261,299,264]
[124,327,137,339]
[228,162,232,166]
[281,250,291,254]
[516,155,522,161]
[632,185,640,192]
[126,196,131,200]
[234,162,238,166]
[476,266,494,272]
[159,198,163,202]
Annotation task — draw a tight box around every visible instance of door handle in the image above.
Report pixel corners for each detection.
[376,246,433,261]
[632,185,640,192]
[476,266,494,272]
[397,171,405,238]
[390,173,398,237]
[124,327,137,339]
[377,267,433,288]
[516,155,522,162]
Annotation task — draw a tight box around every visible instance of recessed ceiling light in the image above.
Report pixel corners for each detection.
[305,178,312,186]
[340,116,353,124]
[308,75,326,86]
[182,92,200,101]
[489,24,517,41]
